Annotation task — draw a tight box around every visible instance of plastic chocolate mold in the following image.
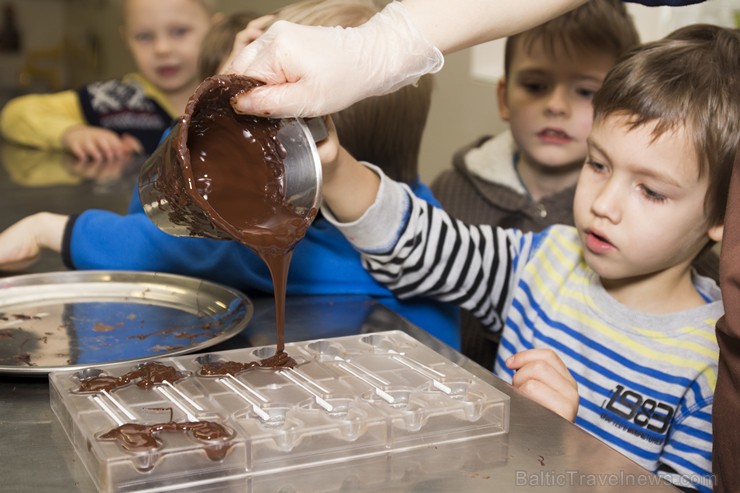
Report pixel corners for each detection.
[49,330,509,492]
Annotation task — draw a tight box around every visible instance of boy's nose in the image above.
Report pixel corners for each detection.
[153,36,172,54]
[544,86,570,117]
[591,180,622,223]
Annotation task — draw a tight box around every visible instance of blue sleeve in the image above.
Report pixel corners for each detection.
[70,208,276,293]
[73,183,462,349]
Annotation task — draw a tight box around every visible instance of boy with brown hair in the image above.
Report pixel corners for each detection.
[430,0,640,369]
[316,24,740,491]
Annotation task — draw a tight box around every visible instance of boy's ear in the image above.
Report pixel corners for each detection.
[708,222,723,243]
[496,78,510,122]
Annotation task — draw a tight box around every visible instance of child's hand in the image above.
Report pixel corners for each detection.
[0,213,68,271]
[62,125,143,162]
[315,116,340,174]
[506,348,579,421]
[313,116,380,223]
[218,15,276,74]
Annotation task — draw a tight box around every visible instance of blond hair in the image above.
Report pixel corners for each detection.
[198,11,262,79]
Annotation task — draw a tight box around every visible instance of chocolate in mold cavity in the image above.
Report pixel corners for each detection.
[141,74,316,358]
[98,419,233,461]
[199,351,297,376]
[76,362,187,393]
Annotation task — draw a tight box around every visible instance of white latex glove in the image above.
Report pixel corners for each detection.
[228,1,443,118]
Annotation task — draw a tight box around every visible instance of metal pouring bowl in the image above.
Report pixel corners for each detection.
[281,117,326,218]
[138,116,324,240]
[139,74,327,239]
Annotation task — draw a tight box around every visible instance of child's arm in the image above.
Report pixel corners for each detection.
[1,91,85,150]
[505,349,579,421]
[0,91,142,162]
[316,116,380,223]
[317,117,530,334]
[0,213,67,271]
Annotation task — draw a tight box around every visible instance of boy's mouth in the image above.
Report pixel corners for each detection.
[584,229,614,254]
[156,65,180,78]
[537,128,572,144]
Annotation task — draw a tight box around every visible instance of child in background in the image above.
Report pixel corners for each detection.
[0,0,460,349]
[0,0,220,161]
[430,0,639,370]
[316,24,739,491]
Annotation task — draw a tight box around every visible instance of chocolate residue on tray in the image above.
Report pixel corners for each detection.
[127,322,218,342]
[76,362,187,392]
[1,313,42,321]
[16,351,32,366]
[200,351,296,376]
[98,420,233,461]
[93,322,115,332]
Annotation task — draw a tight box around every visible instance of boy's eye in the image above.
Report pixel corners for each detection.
[524,83,547,94]
[133,32,154,42]
[586,159,606,173]
[576,87,597,99]
[171,26,193,38]
[640,185,667,203]
[519,80,548,94]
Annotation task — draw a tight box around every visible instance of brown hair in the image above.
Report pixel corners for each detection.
[198,11,262,79]
[593,24,740,227]
[503,0,639,79]
[275,0,433,184]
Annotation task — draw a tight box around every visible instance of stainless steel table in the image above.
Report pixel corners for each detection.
[0,142,680,492]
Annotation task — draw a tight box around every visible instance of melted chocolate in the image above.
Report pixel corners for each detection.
[77,362,187,393]
[199,351,297,376]
[141,74,317,357]
[99,420,232,460]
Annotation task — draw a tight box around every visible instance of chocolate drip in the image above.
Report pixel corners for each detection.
[141,74,317,358]
[199,351,297,376]
[77,362,187,393]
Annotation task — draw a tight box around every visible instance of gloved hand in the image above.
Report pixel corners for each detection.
[227,2,444,118]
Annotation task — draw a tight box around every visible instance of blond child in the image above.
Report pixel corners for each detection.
[0,0,220,161]
[316,24,739,491]
[430,0,639,369]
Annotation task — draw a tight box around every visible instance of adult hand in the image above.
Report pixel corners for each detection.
[228,2,443,118]
[506,348,579,421]
[0,213,68,271]
[62,125,143,162]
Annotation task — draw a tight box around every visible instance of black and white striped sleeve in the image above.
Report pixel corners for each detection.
[323,163,531,332]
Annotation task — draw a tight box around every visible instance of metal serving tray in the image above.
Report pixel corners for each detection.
[0,271,253,375]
